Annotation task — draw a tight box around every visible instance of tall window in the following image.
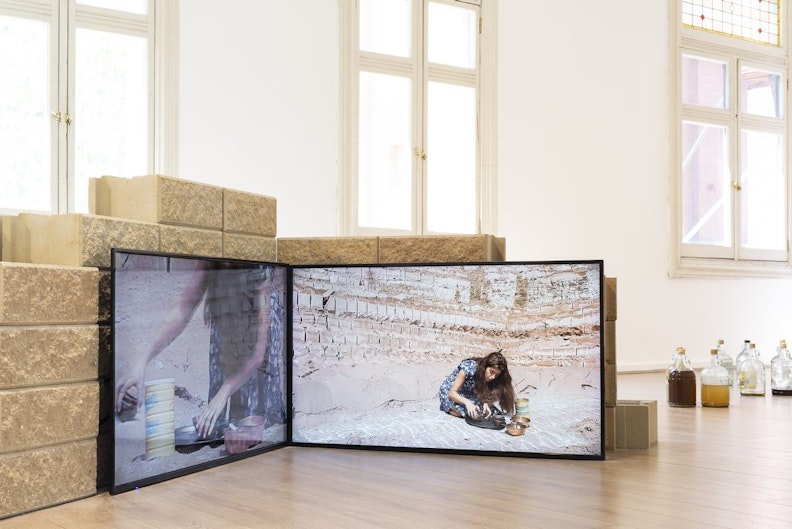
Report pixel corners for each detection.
[340,0,497,236]
[674,0,789,275]
[0,0,175,215]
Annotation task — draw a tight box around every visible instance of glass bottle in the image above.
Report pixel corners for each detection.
[701,348,730,407]
[667,346,683,378]
[668,347,696,407]
[714,339,734,387]
[734,339,751,374]
[770,339,792,395]
[738,343,766,396]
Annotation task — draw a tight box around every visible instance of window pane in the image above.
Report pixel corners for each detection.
[681,0,780,46]
[77,0,147,15]
[0,15,51,212]
[682,55,727,109]
[427,82,476,234]
[740,66,783,118]
[360,0,411,58]
[740,130,785,250]
[681,121,731,246]
[428,1,476,69]
[75,28,148,213]
[358,72,412,231]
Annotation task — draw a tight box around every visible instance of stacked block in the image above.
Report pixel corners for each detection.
[222,188,277,262]
[615,399,658,449]
[89,174,224,229]
[277,237,379,264]
[604,277,617,450]
[379,234,506,263]
[277,234,506,265]
[0,175,279,519]
[2,213,159,268]
[0,263,100,518]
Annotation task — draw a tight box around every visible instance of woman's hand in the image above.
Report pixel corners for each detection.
[481,403,492,418]
[115,358,147,415]
[464,401,480,418]
[195,385,231,438]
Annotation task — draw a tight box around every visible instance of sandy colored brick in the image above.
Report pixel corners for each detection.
[159,225,223,257]
[223,189,277,237]
[90,174,224,229]
[277,237,378,264]
[0,263,99,324]
[0,326,98,389]
[0,215,12,262]
[223,233,277,262]
[616,400,658,449]
[604,361,617,407]
[0,383,99,453]
[604,320,616,364]
[0,440,96,519]
[605,277,617,322]
[6,213,159,268]
[606,405,616,450]
[378,234,506,264]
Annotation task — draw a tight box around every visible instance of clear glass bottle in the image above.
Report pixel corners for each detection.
[734,339,751,373]
[701,348,730,407]
[668,347,696,407]
[738,343,766,396]
[770,339,792,395]
[714,339,734,387]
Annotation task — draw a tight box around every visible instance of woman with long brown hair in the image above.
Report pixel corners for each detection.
[439,350,515,419]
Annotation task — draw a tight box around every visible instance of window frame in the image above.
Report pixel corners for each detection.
[671,0,792,277]
[338,0,497,236]
[0,0,177,216]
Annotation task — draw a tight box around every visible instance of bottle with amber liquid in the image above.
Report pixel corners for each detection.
[668,347,696,407]
[738,343,766,396]
[701,349,730,407]
[770,339,792,395]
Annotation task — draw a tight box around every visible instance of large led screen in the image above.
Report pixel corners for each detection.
[291,261,604,459]
[111,250,289,493]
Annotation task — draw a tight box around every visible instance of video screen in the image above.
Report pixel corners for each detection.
[111,250,289,493]
[291,261,604,459]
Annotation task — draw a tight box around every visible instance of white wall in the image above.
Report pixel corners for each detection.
[179,0,792,370]
[179,0,339,237]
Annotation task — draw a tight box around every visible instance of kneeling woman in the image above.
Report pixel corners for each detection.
[439,351,515,418]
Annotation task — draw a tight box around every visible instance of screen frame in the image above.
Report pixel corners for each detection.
[289,259,606,461]
[110,248,292,494]
[110,252,605,495]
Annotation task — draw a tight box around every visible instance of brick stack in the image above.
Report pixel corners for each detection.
[0,175,276,519]
[0,173,616,520]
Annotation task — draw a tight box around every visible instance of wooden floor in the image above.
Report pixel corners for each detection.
[2,372,791,529]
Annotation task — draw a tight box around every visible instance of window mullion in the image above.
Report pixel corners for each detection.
[57,0,70,212]
[415,0,427,234]
[731,57,741,259]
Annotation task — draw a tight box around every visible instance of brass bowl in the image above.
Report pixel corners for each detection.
[511,415,530,426]
[506,422,526,436]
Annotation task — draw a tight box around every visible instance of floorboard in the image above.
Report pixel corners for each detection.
[1,372,791,529]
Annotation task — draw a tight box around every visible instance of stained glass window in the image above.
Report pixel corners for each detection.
[681,0,780,46]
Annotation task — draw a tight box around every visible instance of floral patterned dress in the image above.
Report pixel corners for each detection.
[438,359,481,416]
